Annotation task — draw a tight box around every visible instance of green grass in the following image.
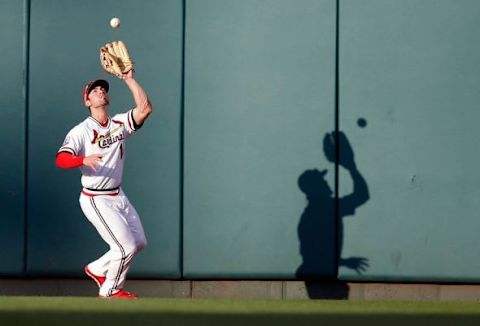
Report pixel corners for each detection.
[1,297,480,326]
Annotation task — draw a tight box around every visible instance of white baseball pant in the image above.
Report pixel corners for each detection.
[79,189,147,296]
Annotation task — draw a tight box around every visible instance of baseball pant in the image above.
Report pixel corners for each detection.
[79,189,147,296]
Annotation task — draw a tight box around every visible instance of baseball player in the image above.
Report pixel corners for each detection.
[55,44,152,298]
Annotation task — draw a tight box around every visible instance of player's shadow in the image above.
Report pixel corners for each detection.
[296,131,370,299]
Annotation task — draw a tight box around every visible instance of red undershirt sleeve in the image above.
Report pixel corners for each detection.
[55,152,84,169]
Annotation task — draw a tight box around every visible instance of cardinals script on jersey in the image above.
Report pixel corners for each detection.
[59,109,139,192]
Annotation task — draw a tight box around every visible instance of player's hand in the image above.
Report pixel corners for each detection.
[83,154,103,168]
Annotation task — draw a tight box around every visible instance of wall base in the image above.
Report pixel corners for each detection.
[1,279,480,301]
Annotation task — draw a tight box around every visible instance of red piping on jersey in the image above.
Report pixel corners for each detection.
[89,116,110,128]
[56,152,84,169]
[81,187,120,196]
[81,190,119,197]
[58,146,76,156]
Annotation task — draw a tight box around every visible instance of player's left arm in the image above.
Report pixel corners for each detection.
[123,70,153,126]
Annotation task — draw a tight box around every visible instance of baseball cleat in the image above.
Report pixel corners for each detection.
[98,290,138,299]
[84,265,106,288]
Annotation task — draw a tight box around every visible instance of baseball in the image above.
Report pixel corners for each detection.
[110,17,120,28]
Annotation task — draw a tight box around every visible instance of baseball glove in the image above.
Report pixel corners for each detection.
[100,41,134,78]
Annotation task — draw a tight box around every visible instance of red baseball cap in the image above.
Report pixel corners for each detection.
[83,79,109,105]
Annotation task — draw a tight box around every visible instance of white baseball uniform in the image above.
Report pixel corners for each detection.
[58,109,147,296]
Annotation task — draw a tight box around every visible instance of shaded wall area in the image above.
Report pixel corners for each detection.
[0,0,26,275]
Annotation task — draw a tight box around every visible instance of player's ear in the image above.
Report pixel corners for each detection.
[84,100,91,107]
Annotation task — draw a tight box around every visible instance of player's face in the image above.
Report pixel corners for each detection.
[87,86,110,108]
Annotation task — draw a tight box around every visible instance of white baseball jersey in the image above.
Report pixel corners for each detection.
[58,109,140,194]
[58,108,147,296]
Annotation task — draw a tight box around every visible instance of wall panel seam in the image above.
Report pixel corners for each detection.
[22,0,31,277]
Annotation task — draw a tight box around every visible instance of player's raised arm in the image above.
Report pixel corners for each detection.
[123,70,153,126]
[100,40,152,127]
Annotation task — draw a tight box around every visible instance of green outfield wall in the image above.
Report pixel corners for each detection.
[26,0,183,277]
[338,0,480,282]
[1,0,480,283]
[0,0,26,275]
[183,0,337,278]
